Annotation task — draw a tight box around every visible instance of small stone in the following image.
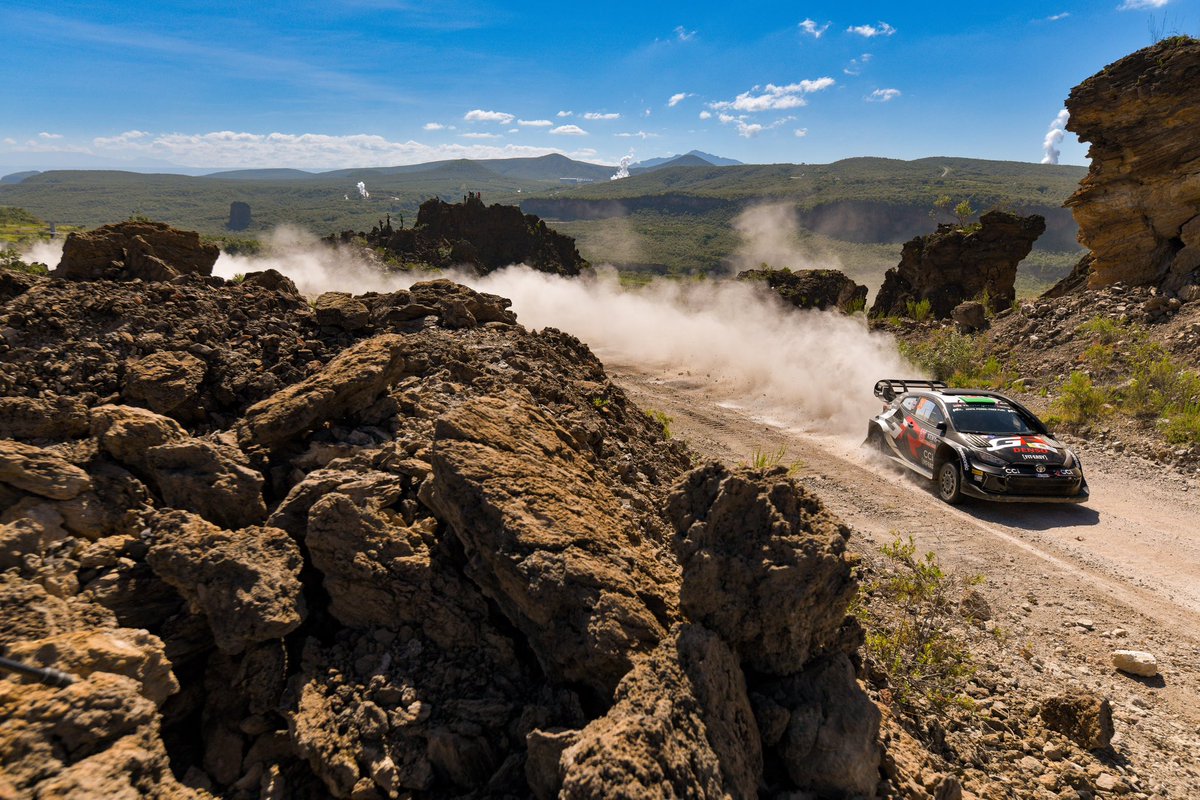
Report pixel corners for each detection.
[1075,618,1094,631]
[1044,742,1067,761]
[1020,755,1042,771]
[1111,650,1158,678]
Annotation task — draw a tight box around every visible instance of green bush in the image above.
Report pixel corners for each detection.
[854,536,978,711]
[645,408,673,439]
[1076,316,1123,345]
[898,330,979,383]
[905,298,932,323]
[0,249,49,275]
[1051,371,1111,425]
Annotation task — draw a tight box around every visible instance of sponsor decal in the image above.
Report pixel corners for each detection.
[986,436,1059,455]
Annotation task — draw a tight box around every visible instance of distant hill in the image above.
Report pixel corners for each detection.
[1,171,40,185]
[633,150,742,170]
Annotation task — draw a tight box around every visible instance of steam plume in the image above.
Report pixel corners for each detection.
[611,155,632,180]
[1040,109,1070,165]
[356,181,370,199]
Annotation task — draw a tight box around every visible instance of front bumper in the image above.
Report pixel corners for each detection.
[962,462,1090,504]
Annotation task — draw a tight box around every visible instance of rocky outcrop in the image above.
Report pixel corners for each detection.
[326,195,588,276]
[1065,37,1200,289]
[0,264,899,798]
[869,211,1046,319]
[228,201,252,231]
[53,221,219,282]
[1040,690,1114,750]
[737,267,868,313]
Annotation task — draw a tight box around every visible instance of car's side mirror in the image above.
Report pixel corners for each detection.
[936,421,947,432]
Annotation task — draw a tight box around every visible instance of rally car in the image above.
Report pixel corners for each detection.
[865,378,1089,504]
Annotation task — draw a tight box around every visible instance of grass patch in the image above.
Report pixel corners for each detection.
[742,446,803,475]
[645,408,673,439]
[905,298,932,323]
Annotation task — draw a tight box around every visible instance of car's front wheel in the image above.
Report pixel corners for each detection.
[937,460,964,505]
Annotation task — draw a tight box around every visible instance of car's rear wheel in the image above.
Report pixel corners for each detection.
[868,427,892,458]
[937,460,964,505]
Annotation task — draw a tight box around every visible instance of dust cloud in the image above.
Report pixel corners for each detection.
[18,238,65,266]
[213,230,910,434]
[729,203,844,276]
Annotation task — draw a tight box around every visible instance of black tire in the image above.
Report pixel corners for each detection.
[868,427,891,457]
[937,460,964,505]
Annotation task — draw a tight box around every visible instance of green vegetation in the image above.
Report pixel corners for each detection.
[0,249,49,275]
[905,298,933,323]
[742,446,803,475]
[854,536,979,711]
[1049,372,1111,425]
[645,408,673,439]
[898,330,1016,389]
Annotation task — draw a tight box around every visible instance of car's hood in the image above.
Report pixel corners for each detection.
[960,433,1068,466]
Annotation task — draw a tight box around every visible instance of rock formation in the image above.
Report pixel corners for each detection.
[1065,36,1200,289]
[0,237,891,797]
[736,267,868,313]
[227,201,252,232]
[326,195,588,276]
[53,221,219,282]
[869,211,1045,319]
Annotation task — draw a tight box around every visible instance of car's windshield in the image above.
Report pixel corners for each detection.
[948,404,1036,434]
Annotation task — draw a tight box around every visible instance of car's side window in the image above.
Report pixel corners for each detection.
[914,397,934,420]
[900,397,919,414]
[925,403,946,427]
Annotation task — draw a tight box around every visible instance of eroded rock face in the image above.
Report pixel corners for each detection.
[54,221,219,282]
[425,392,678,698]
[1065,37,1200,289]
[122,351,207,416]
[669,462,856,675]
[737,267,868,314]
[146,510,305,653]
[1041,690,1114,750]
[869,211,1046,318]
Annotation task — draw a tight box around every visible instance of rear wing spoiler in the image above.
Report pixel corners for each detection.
[873,378,948,402]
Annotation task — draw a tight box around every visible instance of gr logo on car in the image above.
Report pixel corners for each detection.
[986,436,1058,454]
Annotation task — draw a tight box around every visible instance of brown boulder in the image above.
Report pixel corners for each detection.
[0,395,89,440]
[54,221,218,282]
[950,300,987,333]
[1066,37,1200,289]
[737,267,868,313]
[424,392,678,698]
[239,268,298,295]
[90,404,187,468]
[237,334,417,448]
[869,211,1045,319]
[143,439,266,529]
[146,510,305,653]
[559,624,762,800]
[668,462,856,675]
[314,291,370,331]
[0,439,92,500]
[1040,689,1114,750]
[122,351,207,415]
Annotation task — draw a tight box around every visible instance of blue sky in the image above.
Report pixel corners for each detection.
[1,0,1195,172]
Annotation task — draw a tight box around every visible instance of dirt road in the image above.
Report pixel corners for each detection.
[610,362,1200,796]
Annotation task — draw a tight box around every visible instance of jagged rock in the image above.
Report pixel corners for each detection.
[424,392,678,698]
[758,652,882,796]
[869,211,1046,319]
[1040,689,1114,749]
[951,301,987,333]
[237,334,416,448]
[143,439,266,529]
[326,195,588,276]
[314,292,370,331]
[239,268,298,295]
[0,672,195,799]
[90,404,187,468]
[1112,649,1159,677]
[1065,37,1200,289]
[526,728,581,800]
[0,395,89,440]
[146,510,305,653]
[668,462,855,675]
[559,624,762,800]
[6,628,178,706]
[0,265,42,303]
[122,351,207,416]
[736,267,868,313]
[53,221,219,282]
[0,439,92,500]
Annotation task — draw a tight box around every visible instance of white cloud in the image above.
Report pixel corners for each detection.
[556,110,573,117]
[583,112,621,120]
[674,25,696,41]
[38,132,64,139]
[644,108,652,117]
[715,113,794,138]
[550,125,588,136]
[461,132,501,139]
[2,138,15,145]
[422,122,445,131]
[847,22,896,37]
[1118,0,1168,8]
[799,18,830,38]
[1045,12,1070,21]
[867,88,901,102]
[794,128,809,138]
[710,78,835,113]
[668,92,691,107]
[507,128,519,133]
[84,129,597,169]
[844,53,872,76]
[463,109,515,124]
[518,119,553,127]
[698,110,712,120]
[91,130,149,147]
[615,131,659,139]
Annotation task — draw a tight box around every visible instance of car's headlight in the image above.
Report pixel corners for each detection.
[972,450,1007,467]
